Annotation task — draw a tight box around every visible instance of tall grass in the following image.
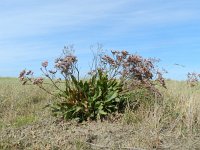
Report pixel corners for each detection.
[0,78,52,129]
[122,80,200,149]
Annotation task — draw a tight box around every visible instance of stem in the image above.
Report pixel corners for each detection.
[38,84,57,97]
[41,67,65,93]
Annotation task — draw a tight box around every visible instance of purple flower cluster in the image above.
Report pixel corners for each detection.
[55,55,77,74]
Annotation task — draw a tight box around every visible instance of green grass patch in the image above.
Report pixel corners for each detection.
[12,115,37,128]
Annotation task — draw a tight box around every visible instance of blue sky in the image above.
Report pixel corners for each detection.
[0,0,200,80]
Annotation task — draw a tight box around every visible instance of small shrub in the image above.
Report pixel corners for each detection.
[19,46,166,122]
[51,69,122,122]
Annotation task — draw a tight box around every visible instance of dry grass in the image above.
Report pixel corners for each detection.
[0,78,200,149]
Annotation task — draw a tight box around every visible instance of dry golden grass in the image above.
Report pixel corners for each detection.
[0,78,200,149]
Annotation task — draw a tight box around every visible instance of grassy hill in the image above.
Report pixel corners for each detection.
[0,78,200,149]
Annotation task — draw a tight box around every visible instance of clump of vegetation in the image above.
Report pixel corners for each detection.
[19,46,166,122]
[187,72,200,87]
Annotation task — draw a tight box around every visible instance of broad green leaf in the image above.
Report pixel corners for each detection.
[71,75,78,85]
[74,106,82,113]
[98,110,107,115]
[105,92,118,102]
